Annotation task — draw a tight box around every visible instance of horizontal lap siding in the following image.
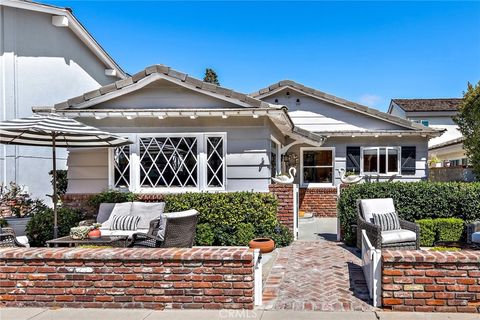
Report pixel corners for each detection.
[66,118,273,193]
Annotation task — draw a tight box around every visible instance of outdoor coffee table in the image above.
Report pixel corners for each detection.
[46,235,129,248]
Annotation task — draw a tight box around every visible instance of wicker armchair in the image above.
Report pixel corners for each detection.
[0,227,27,247]
[467,221,480,247]
[128,210,198,248]
[356,198,420,250]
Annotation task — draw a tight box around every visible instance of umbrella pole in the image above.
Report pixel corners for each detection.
[52,134,58,239]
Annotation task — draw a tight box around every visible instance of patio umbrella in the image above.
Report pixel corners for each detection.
[0,113,132,239]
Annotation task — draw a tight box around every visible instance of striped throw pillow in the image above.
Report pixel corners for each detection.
[372,212,401,231]
[110,215,140,231]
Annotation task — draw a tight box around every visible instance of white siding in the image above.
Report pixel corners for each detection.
[262,89,407,132]
[66,117,274,193]
[0,6,119,202]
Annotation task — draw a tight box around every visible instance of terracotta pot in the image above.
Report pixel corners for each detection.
[249,238,275,253]
[88,228,101,239]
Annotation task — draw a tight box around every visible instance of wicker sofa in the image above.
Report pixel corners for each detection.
[356,198,420,250]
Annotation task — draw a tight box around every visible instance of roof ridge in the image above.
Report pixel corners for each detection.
[52,64,274,110]
[251,80,438,133]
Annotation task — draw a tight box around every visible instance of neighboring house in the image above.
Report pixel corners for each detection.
[33,69,442,211]
[0,0,125,201]
[388,99,465,167]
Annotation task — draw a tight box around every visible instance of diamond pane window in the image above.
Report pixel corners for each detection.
[206,136,225,188]
[113,145,130,188]
[139,137,198,188]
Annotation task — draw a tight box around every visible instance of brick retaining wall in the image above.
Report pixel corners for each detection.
[0,247,255,310]
[382,250,480,313]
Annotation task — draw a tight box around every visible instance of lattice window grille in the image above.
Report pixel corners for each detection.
[113,145,130,188]
[206,136,225,188]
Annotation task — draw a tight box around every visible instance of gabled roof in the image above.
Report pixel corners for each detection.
[390,98,463,112]
[47,65,274,110]
[2,0,126,78]
[250,80,439,134]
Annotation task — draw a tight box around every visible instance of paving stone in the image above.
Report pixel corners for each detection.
[261,240,376,311]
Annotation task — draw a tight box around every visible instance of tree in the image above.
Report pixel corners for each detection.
[203,68,220,86]
[454,81,480,175]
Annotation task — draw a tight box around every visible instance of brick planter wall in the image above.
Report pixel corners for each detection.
[299,187,337,217]
[0,247,255,310]
[268,184,294,231]
[382,250,480,313]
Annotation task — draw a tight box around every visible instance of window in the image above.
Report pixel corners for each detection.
[421,120,429,127]
[112,145,130,189]
[361,147,400,175]
[111,133,226,191]
[301,148,334,186]
[271,139,280,177]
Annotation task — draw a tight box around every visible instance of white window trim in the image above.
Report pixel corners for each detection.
[360,146,401,176]
[270,136,282,177]
[109,132,227,193]
[300,147,335,188]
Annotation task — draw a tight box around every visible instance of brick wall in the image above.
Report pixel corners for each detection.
[268,184,294,231]
[382,250,480,313]
[0,247,255,310]
[299,187,337,217]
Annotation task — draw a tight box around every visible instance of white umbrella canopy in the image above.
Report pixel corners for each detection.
[0,114,132,239]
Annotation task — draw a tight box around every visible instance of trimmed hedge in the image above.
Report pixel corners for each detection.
[338,182,480,246]
[416,218,464,246]
[164,192,293,247]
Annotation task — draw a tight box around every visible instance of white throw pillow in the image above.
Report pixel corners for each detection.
[101,202,132,230]
[131,202,166,229]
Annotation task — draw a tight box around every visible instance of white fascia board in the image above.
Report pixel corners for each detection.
[1,0,126,79]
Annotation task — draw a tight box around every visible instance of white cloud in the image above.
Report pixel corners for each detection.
[358,94,382,107]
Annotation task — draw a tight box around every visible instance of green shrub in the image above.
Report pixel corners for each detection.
[0,218,8,227]
[416,219,436,246]
[26,207,83,247]
[265,224,294,247]
[435,218,464,242]
[195,223,215,246]
[164,192,292,247]
[338,182,480,246]
[429,246,461,252]
[233,223,256,246]
[88,190,137,207]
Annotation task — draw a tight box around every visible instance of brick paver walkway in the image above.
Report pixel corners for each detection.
[261,240,375,311]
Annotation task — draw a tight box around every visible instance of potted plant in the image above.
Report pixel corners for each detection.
[429,156,442,168]
[1,182,46,236]
[88,223,102,239]
[249,238,275,253]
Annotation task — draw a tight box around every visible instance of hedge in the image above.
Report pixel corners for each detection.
[338,182,480,245]
[89,191,293,247]
[416,218,464,246]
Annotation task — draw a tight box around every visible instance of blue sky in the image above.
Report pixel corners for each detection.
[51,1,480,111]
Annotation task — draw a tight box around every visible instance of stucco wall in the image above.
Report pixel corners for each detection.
[0,6,119,202]
[66,116,276,193]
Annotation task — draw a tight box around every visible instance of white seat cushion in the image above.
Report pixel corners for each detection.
[131,202,166,229]
[101,202,132,229]
[165,209,198,218]
[472,232,480,244]
[381,229,416,244]
[16,236,30,247]
[360,198,396,223]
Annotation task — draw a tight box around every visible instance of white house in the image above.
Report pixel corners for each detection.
[388,99,465,167]
[33,67,442,206]
[0,0,125,201]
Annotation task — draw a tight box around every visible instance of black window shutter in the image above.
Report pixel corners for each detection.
[346,147,361,173]
[401,146,416,175]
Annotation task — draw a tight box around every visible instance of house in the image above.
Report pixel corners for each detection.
[0,0,124,201]
[388,99,465,167]
[33,66,442,216]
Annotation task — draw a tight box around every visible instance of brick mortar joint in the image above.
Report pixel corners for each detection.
[0,247,255,262]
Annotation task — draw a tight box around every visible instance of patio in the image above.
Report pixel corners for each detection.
[262,239,374,311]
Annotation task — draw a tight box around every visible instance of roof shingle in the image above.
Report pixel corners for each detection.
[392,98,463,112]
